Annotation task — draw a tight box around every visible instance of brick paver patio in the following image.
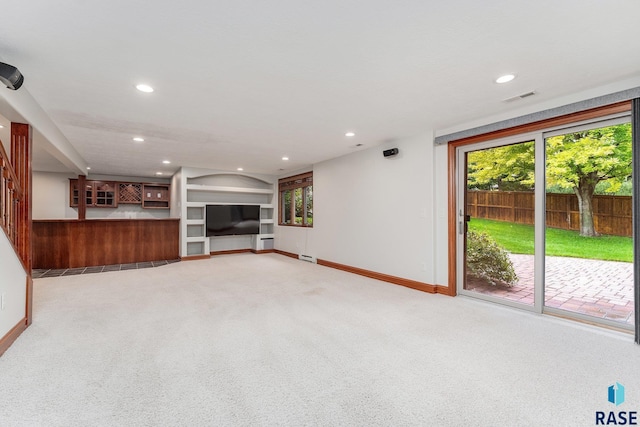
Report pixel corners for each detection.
[465,254,635,326]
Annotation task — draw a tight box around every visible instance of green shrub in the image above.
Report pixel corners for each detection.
[466,231,517,287]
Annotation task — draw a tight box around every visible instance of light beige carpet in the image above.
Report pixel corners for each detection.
[1,253,639,426]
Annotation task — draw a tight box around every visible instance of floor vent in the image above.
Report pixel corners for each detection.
[298,254,317,264]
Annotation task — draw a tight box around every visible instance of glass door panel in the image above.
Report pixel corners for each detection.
[461,140,536,307]
[544,122,634,327]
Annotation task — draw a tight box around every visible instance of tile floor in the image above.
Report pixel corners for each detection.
[465,254,635,326]
[33,259,181,278]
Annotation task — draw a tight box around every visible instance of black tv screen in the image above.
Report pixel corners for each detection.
[206,205,260,237]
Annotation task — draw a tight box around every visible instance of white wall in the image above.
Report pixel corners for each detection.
[0,231,27,341]
[32,171,172,220]
[32,172,76,219]
[433,143,450,286]
[170,168,183,219]
[276,132,437,285]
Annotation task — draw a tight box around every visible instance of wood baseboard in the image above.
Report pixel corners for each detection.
[0,318,28,357]
[210,249,252,256]
[436,284,456,296]
[273,250,445,296]
[180,254,211,261]
[251,249,275,254]
[274,249,298,259]
[317,259,438,294]
[189,249,275,258]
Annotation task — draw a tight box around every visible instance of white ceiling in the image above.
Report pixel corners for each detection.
[1,1,639,177]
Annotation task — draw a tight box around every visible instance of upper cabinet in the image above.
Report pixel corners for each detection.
[142,184,170,209]
[70,180,117,208]
[70,179,170,209]
[94,181,117,207]
[118,183,142,204]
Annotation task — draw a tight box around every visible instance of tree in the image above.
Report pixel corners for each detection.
[546,124,631,236]
[467,141,535,191]
[467,123,632,237]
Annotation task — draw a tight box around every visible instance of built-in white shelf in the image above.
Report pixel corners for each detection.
[186,184,274,195]
[181,172,276,257]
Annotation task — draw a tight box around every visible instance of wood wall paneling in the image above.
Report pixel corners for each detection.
[32,219,180,269]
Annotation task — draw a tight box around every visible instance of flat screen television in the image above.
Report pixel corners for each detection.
[206,204,260,237]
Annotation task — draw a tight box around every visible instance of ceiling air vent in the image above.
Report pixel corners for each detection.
[503,90,536,102]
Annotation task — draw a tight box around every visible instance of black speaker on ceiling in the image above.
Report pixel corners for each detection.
[0,62,24,90]
[383,148,399,157]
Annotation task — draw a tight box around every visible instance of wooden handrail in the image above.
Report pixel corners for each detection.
[0,140,22,197]
[0,138,23,245]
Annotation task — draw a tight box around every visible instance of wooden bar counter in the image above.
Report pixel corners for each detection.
[32,218,180,269]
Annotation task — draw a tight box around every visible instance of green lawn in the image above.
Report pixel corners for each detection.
[468,218,633,262]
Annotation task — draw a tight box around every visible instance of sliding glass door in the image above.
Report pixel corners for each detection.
[457,116,634,330]
[457,135,541,311]
[543,120,634,327]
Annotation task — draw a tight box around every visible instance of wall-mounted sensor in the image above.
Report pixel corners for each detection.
[383,148,399,157]
[0,62,24,90]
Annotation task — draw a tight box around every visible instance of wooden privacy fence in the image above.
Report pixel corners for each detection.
[467,190,632,237]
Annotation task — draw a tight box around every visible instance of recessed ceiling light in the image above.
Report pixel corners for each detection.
[0,125,4,128]
[496,74,515,84]
[282,156,289,161]
[155,172,163,175]
[162,160,171,164]
[345,132,355,137]
[237,167,243,171]
[133,137,145,142]
[136,84,154,93]
[86,167,91,170]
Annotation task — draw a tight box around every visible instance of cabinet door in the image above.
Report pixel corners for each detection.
[85,182,94,206]
[93,181,117,207]
[69,179,97,207]
[69,179,80,207]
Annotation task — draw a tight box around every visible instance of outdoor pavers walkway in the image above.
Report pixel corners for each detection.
[465,254,635,326]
